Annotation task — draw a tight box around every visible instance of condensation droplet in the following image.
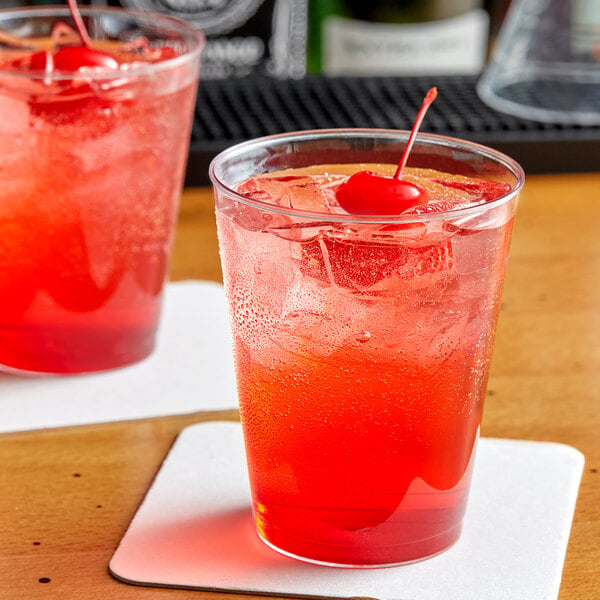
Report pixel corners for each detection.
[355,330,372,343]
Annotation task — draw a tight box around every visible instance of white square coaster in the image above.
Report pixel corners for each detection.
[0,281,237,433]
[110,422,584,600]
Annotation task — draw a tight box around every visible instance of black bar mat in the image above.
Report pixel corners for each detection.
[186,74,600,186]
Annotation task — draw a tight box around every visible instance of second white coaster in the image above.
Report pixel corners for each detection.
[110,422,584,600]
[0,281,237,433]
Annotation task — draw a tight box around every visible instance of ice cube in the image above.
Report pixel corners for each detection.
[451,199,515,232]
[402,169,474,204]
[0,94,30,137]
[120,37,155,59]
[283,177,330,213]
[402,168,509,211]
[236,176,290,205]
[231,174,343,236]
[225,238,307,365]
[71,122,134,173]
[350,299,470,376]
[301,224,455,294]
[431,177,511,202]
[219,198,293,233]
[236,173,347,213]
[403,200,474,215]
[116,37,177,64]
[268,220,331,243]
[0,94,36,195]
[274,274,371,361]
[451,223,512,276]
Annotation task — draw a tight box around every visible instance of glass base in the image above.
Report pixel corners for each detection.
[0,342,155,376]
[0,325,157,375]
[255,523,462,569]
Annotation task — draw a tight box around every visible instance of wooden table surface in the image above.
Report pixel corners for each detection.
[1,174,599,599]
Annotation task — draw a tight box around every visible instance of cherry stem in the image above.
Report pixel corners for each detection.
[67,0,92,49]
[393,87,438,179]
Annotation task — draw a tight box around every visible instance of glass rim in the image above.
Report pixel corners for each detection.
[209,128,526,225]
[0,5,204,80]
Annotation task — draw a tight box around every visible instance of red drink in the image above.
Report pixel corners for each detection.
[0,7,202,374]
[212,133,523,565]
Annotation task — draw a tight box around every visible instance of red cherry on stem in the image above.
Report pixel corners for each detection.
[2,0,119,73]
[30,50,53,71]
[393,87,438,178]
[7,50,53,72]
[336,87,438,216]
[67,0,92,49]
[335,170,425,216]
[47,0,119,72]
[53,46,119,70]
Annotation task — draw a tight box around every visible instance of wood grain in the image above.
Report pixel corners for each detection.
[1,174,599,599]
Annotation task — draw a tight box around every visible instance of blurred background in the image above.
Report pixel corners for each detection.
[1,0,513,79]
[3,0,599,180]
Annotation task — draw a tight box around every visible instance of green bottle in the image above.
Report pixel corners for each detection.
[307,0,490,75]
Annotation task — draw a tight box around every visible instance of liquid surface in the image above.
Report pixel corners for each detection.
[0,35,198,373]
[235,163,512,216]
[216,163,516,565]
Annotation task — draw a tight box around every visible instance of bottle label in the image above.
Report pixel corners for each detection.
[119,0,307,78]
[573,0,600,55]
[322,9,489,76]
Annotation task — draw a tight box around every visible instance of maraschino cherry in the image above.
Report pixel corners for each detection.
[54,0,119,70]
[10,0,119,72]
[53,44,118,70]
[336,87,438,215]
